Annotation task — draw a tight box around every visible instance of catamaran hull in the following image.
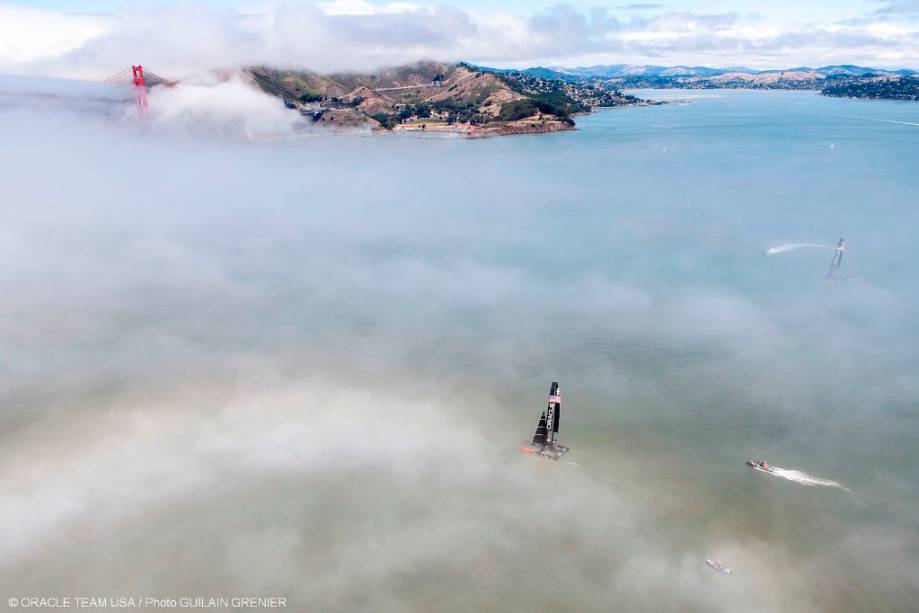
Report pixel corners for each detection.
[520,443,569,461]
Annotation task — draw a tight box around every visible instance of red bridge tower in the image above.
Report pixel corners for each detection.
[132,65,148,118]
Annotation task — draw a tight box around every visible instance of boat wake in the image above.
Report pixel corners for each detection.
[765,243,832,255]
[770,467,852,493]
[824,113,919,128]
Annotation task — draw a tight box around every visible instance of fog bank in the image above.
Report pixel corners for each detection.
[1,82,918,612]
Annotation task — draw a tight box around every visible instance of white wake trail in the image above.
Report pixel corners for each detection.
[771,467,853,493]
[824,114,919,128]
[765,243,832,255]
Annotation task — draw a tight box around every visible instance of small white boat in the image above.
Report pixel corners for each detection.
[705,559,732,575]
[746,459,775,473]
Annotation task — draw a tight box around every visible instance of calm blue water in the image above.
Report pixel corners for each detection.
[2,87,918,612]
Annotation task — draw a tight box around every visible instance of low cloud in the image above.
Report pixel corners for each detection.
[0,1,918,80]
[142,74,305,138]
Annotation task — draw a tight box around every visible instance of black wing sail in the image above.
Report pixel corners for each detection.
[523,382,569,459]
[546,382,561,447]
[532,412,548,445]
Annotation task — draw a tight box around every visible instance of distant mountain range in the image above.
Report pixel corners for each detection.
[506,64,916,81]
[475,63,919,98]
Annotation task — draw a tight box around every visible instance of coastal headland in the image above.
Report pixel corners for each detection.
[245,61,657,137]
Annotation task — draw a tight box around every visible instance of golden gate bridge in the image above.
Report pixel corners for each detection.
[104,65,178,118]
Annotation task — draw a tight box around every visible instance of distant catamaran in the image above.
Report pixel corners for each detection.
[825,238,845,280]
[520,382,569,460]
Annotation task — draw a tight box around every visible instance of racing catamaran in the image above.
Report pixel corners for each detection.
[825,238,845,280]
[520,382,569,460]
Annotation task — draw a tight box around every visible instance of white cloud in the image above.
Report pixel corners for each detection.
[0,1,916,79]
[318,0,422,15]
[142,73,305,138]
[0,5,110,65]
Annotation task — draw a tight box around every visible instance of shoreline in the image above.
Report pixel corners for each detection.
[384,99,666,138]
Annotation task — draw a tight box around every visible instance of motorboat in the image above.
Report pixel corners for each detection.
[746,459,775,473]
